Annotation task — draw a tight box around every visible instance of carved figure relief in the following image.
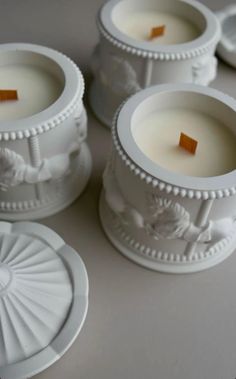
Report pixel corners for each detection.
[91,44,141,96]
[146,194,236,243]
[0,112,86,191]
[192,55,217,85]
[0,146,75,191]
[103,156,236,244]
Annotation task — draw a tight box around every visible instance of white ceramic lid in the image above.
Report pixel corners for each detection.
[0,221,89,379]
[216,5,236,68]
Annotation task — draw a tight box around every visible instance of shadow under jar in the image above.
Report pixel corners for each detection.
[89,0,221,127]
[100,84,236,273]
[0,43,92,221]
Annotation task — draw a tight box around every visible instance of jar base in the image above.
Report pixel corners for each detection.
[99,190,236,274]
[0,144,92,221]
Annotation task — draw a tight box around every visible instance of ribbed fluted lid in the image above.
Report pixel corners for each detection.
[0,222,88,379]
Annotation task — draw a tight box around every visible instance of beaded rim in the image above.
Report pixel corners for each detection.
[98,0,221,61]
[111,84,236,200]
[0,43,84,141]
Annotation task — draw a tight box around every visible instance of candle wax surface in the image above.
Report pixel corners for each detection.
[0,64,63,121]
[117,11,200,44]
[133,109,236,177]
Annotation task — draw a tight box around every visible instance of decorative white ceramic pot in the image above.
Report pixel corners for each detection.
[89,0,221,127]
[0,43,92,221]
[100,84,236,273]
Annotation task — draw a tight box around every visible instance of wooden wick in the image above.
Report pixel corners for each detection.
[179,132,198,154]
[149,25,165,40]
[0,90,18,102]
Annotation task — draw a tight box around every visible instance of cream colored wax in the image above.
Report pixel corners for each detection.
[133,109,236,177]
[117,11,200,44]
[0,64,63,121]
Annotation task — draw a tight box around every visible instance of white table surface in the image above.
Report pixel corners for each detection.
[1,1,236,378]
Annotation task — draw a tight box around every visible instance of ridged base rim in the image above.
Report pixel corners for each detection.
[99,191,236,274]
[0,145,92,221]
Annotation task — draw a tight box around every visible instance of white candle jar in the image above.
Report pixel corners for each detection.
[89,0,221,127]
[0,43,92,220]
[100,84,236,273]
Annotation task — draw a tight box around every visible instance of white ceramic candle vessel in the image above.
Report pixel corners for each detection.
[89,0,221,127]
[0,43,92,220]
[100,84,236,273]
